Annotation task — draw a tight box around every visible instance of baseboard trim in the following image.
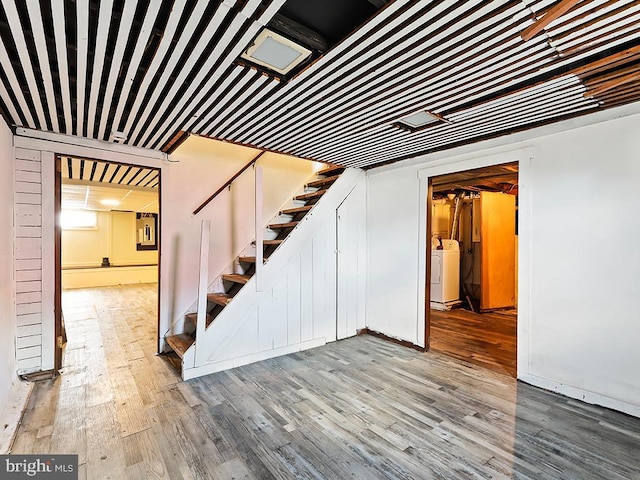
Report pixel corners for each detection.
[518,373,640,418]
[358,328,426,352]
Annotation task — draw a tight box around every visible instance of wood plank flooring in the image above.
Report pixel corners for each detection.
[430,307,517,377]
[11,285,640,479]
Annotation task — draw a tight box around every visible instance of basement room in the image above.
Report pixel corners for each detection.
[1,0,639,478]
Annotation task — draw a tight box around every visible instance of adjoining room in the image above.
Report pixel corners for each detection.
[429,162,518,377]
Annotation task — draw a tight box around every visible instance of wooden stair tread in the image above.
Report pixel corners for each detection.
[222,274,251,284]
[281,205,312,215]
[268,221,298,230]
[166,334,194,358]
[294,189,327,201]
[207,292,233,306]
[263,239,283,246]
[306,175,340,189]
[238,256,256,264]
[185,312,214,328]
[318,165,345,176]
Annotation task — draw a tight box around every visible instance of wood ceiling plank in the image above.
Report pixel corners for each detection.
[25,0,59,132]
[97,0,138,140]
[585,70,640,97]
[2,0,48,129]
[109,1,163,140]
[51,1,73,135]
[76,0,89,136]
[521,0,584,41]
[129,0,220,145]
[582,62,640,87]
[0,40,35,127]
[86,0,114,138]
[122,2,188,137]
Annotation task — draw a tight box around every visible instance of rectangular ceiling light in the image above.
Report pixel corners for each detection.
[241,29,312,75]
[394,110,447,132]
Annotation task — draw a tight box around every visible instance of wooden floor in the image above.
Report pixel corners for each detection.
[12,285,640,479]
[430,307,517,377]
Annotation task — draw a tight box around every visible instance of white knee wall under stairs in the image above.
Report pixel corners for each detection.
[181,168,367,380]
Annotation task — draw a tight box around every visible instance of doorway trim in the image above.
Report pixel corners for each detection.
[54,154,162,369]
[14,132,166,376]
[417,147,533,376]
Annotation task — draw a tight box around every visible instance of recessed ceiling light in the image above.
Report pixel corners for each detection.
[241,29,312,75]
[401,111,440,128]
[100,199,120,206]
[393,110,448,132]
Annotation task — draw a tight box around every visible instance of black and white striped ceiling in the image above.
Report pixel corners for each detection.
[0,0,639,169]
[61,157,159,189]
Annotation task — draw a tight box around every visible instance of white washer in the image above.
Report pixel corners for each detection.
[431,239,460,304]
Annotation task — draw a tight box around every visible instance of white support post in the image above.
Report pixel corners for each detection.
[194,220,210,367]
[255,166,263,292]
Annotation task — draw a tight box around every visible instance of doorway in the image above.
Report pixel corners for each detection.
[427,162,518,377]
[54,156,160,370]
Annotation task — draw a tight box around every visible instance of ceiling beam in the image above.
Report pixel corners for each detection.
[521,0,583,41]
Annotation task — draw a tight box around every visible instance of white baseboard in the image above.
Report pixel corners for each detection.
[518,373,640,418]
[182,338,327,380]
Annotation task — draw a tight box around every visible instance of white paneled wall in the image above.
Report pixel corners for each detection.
[337,180,367,339]
[183,169,366,379]
[14,148,43,373]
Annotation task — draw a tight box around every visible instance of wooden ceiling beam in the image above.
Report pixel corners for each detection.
[521,0,584,41]
[585,70,640,97]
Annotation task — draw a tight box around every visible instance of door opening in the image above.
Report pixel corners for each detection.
[426,162,518,377]
[55,155,161,373]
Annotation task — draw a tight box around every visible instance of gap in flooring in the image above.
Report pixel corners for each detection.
[11,285,640,479]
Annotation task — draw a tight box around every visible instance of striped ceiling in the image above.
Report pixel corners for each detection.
[0,0,639,169]
[61,157,159,189]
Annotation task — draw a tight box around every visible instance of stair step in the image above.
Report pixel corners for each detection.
[268,221,298,230]
[185,312,214,328]
[318,165,345,176]
[263,239,283,246]
[280,205,312,215]
[166,334,194,359]
[207,292,233,306]
[238,256,256,264]
[294,189,327,202]
[306,175,340,189]
[222,274,251,285]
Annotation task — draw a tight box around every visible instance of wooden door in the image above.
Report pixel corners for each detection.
[480,191,516,310]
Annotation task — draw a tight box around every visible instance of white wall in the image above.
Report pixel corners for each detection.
[366,105,640,417]
[62,211,158,288]
[160,136,318,345]
[62,211,158,268]
[0,119,33,453]
[0,118,17,404]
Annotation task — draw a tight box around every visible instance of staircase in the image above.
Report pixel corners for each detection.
[165,164,346,362]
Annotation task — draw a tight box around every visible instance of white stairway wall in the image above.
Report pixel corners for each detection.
[183,168,366,379]
[366,105,640,417]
